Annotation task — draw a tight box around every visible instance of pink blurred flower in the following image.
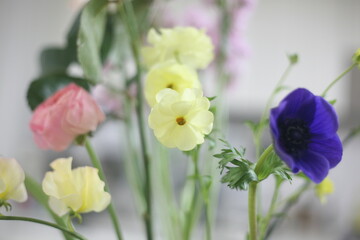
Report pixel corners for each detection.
[30,83,105,151]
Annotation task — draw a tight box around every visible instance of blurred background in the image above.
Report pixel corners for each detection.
[0,0,360,239]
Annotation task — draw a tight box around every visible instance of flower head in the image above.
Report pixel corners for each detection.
[148,88,214,151]
[315,177,334,204]
[141,27,214,69]
[0,157,27,203]
[42,157,111,216]
[270,88,342,183]
[144,61,201,107]
[30,83,105,151]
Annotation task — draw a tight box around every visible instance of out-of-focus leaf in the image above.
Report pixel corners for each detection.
[40,48,71,75]
[77,0,108,83]
[26,73,91,111]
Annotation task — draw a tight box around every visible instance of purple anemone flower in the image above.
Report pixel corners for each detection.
[270,88,342,183]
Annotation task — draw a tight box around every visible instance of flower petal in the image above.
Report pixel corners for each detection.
[308,134,342,168]
[310,97,339,139]
[295,150,330,183]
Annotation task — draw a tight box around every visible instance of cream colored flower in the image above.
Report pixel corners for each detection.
[144,61,201,107]
[0,157,27,203]
[148,88,214,151]
[142,27,214,69]
[42,157,111,216]
[315,177,334,204]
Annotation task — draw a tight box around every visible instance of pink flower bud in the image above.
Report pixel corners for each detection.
[30,83,105,151]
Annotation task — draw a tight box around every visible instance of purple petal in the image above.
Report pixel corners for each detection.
[280,88,315,118]
[308,134,342,168]
[295,150,330,183]
[270,101,287,138]
[310,97,339,139]
[273,141,297,172]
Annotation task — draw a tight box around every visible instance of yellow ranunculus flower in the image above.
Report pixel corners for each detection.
[0,157,27,203]
[315,177,334,204]
[148,88,214,151]
[142,27,214,69]
[42,157,111,216]
[144,60,201,107]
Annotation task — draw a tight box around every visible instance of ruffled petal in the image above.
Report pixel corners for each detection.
[308,134,342,168]
[310,97,339,139]
[295,150,330,183]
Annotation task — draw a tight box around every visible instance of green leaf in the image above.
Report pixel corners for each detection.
[77,0,108,83]
[100,13,115,62]
[26,73,92,111]
[215,139,257,190]
[255,150,292,182]
[40,48,71,75]
[207,96,217,102]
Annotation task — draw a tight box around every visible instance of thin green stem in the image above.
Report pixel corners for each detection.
[184,150,200,240]
[120,1,153,239]
[264,181,311,240]
[321,62,357,97]
[0,216,86,240]
[343,125,360,146]
[247,145,274,240]
[259,178,282,240]
[84,138,124,240]
[248,182,258,240]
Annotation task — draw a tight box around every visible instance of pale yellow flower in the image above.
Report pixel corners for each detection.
[315,177,334,204]
[148,88,214,151]
[142,27,214,69]
[0,157,27,203]
[145,60,201,107]
[42,157,111,216]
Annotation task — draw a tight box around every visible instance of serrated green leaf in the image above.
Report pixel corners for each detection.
[255,150,292,182]
[77,0,108,83]
[26,74,92,111]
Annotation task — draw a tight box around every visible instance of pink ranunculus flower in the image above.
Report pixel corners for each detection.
[30,83,105,151]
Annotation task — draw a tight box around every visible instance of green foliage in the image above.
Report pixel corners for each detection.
[40,48,72,75]
[255,150,292,182]
[328,99,337,105]
[27,74,91,111]
[215,140,258,190]
[77,0,108,83]
[245,119,268,135]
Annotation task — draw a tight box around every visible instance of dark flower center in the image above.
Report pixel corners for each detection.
[176,117,186,126]
[279,118,311,155]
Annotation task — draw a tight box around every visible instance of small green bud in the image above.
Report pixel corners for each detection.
[352,48,360,65]
[288,54,299,65]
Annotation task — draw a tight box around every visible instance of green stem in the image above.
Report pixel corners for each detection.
[264,181,311,240]
[321,62,357,97]
[258,178,282,240]
[248,145,274,240]
[25,176,75,240]
[84,138,124,240]
[120,2,153,239]
[184,150,200,240]
[0,216,86,240]
[248,182,258,240]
